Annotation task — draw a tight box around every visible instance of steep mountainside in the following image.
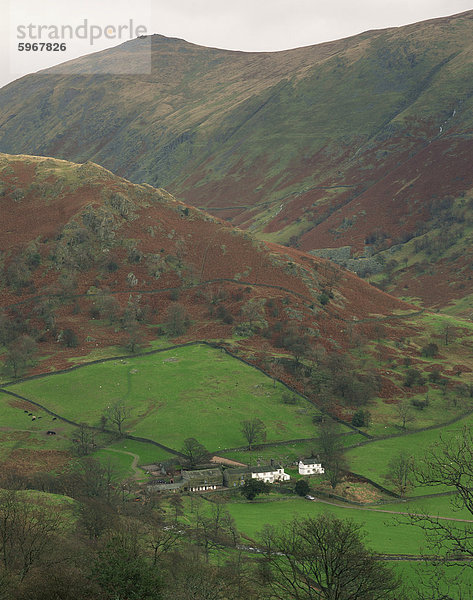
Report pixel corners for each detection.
[0,153,428,400]
[1,11,473,307]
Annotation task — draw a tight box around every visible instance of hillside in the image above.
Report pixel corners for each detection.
[1,154,473,600]
[0,153,441,400]
[1,12,473,307]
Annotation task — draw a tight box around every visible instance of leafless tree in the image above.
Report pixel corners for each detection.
[240,419,267,450]
[165,303,190,336]
[396,399,414,429]
[385,451,415,498]
[71,423,96,456]
[260,514,401,600]
[3,335,37,378]
[0,490,64,582]
[105,400,132,436]
[409,426,473,598]
[318,419,347,489]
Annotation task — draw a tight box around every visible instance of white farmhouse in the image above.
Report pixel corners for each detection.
[251,464,291,484]
[298,459,324,476]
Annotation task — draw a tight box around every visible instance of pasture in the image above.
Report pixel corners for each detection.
[223,496,464,556]
[346,413,473,496]
[7,344,319,454]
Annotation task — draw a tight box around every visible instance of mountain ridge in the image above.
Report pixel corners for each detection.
[1,11,473,307]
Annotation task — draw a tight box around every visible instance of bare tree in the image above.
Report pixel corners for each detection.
[396,399,414,429]
[442,324,455,346]
[240,418,266,450]
[0,490,64,582]
[105,400,132,436]
[193,503,239,562]
[169,494,184,525]
[240,298,266,329]
[318,419,347,489]
[385,451,415,498]
[77,497,117,540]
[165,303,190,336]
[409,427,473,598]
[71,423,96,456]
[181,438,210,468]
[3,335,37,378]
[269,361,285,388]
[148,522,182,566]
[261,514,400,600]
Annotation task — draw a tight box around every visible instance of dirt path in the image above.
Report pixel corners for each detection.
[103,448,143,480]
[315,497,473,523]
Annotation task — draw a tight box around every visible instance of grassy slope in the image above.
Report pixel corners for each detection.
[8,344,319,452]
[346,412,473,496]
[225,496,462,555]
[0,394,75,460]
[220,432,364,466]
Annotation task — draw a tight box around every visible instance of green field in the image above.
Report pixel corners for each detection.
[7,344,319,454]
[378,494,473,520]
[0,392,75,461]
[224,496,462,555]
[346,414,473,496]
[177,492,465,557]
[91,438,174,480]
[220,431,364,466]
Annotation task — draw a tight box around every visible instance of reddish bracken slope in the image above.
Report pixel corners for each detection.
[0,153,421,378]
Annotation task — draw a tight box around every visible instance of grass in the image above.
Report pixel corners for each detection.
[163,493,473,595]
[226,496,437,555]
[8,344,318,453]
[91,438,172,480]
[362,387,464,437]
[220,432,364,466]
[346,412,473,496]
[92,448,144,481]
[106,438,173,465]
[379,494,473,520]
[0,393,75,459]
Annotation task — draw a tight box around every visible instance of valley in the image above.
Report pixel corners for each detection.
[1,9,473,599]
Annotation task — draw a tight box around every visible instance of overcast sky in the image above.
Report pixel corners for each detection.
[1,0,473,89]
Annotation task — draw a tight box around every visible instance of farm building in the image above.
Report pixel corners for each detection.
[147,463,290,492]
[223,464,290,487]
[298,458,324,475]
[147,467,223,493]
[181,468,223,492]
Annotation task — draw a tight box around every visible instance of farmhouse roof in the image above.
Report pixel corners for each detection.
[182,468,222,481]
[229,464,283,475]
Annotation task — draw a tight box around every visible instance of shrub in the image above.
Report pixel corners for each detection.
[63,328,79,348]
[428,368,442,384]
[216,304,234,324]
[319,293,330,306]
[411,397,430,411]
[351,409,371,427]
[282,392,297,405]
[241,479,271,501]
[404,368,425,387]
[106,260,119,273]
[295,479,310,497]
[421,342,439,358]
